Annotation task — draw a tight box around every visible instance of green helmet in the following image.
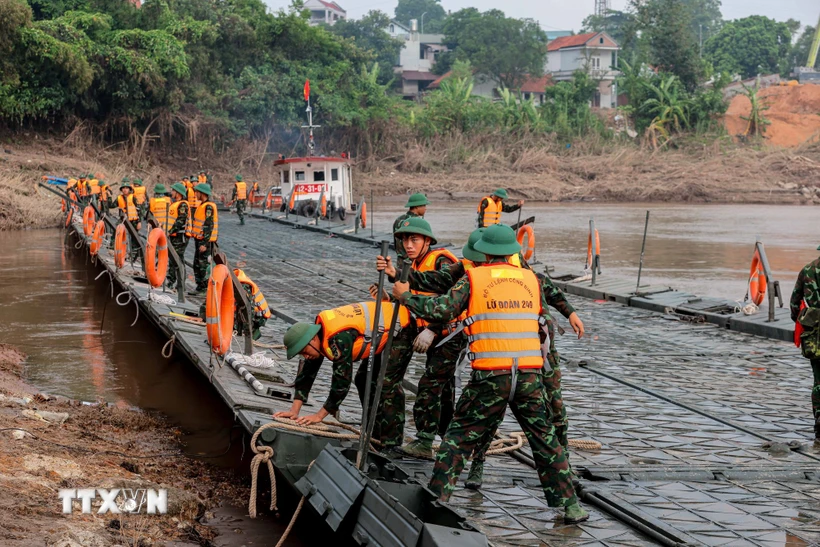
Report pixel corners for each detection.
[120,183,133,191]
[121,176,130,183]
[462,228,487,263]
[492,188,508,199]
[171,182,187,196]
[133,179,143,186]
[474,224,520,257]
[393,216,437,245]
[404,193,429,208]
[284,323,322,359]
[235,174,243,182]
[194,183,212,196]
[87,173,95,179]
[154,184,168,195]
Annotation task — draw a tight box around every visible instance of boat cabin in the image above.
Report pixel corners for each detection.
[273,156,353,218]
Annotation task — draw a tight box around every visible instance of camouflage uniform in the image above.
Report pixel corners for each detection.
[166,201,189,288]
[235,283,267,340]
[232,185,247,225]
[399,258,576,507]
[790,256,820,438]
[294,326,415,445]
[410,262,576,459]
[192,208,214,291]
[392,211,421,261]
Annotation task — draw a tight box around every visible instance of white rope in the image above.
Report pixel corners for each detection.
[234,351,280,370]
[741,302,759,316]
[115,290,140,327]
[161,335,176,358]
[225,353,266,393]
[144,289,177,306]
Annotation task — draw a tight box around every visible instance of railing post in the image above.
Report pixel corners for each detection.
[214,250,254,355]
[755,239,781,323]
[590,218,598,286]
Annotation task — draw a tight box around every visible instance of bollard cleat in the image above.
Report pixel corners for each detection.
[563,502,589,524]
[464,460,484,490]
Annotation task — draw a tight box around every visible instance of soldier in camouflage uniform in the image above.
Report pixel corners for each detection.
[392,193,428,261]
[276,308,415,445]
[392,224,589,523]
[165,183,190,288]
[189,184,217,295]
[790,249,820,440]
[232,175,247,225]
[379,228,584,488]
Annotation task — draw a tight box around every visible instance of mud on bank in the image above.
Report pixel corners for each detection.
[0,343,249,547]
[1,137,819,231]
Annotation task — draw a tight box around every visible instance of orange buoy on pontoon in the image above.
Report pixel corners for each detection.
[320,192,328,218]
[145,228,168,288]
[516,225,535,261]
[89,221,105,256]
[65,208,74,228]
[749,251,767,306]
[114,224,128,268]
[206,264,235,356]
[360,201,367,228]
[82,206,95,236]
[586,229,601,268]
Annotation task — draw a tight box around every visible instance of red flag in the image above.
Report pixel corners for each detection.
[795,300,807,347]
[304,79,310,102]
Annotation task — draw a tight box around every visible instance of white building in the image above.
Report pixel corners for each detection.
[304,0,346,26]
[386,20,447,98]
[546,31,620,108]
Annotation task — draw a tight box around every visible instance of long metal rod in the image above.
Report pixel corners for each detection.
[636,211,650,294]
[590,218,598,286]
[361,260,410,461]
[356,240,390,469]
[214,250,254,355]
[370,189,374,239]
[755,239,780,322]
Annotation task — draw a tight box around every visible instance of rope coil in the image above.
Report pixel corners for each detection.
[485,432,602,455]
[115,290,140,327]
[161,335,176,359]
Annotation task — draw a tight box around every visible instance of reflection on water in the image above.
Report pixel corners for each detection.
[372,201,819,302]
[0,230,237,462]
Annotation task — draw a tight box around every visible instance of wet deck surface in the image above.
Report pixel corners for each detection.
[77,212,820,546]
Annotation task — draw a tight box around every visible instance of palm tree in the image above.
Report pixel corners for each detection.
[641,74,690,133]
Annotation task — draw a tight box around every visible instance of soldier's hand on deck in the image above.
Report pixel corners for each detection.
[274,409,299,420]
[393,281,410,301]
[569,312,584,338]
[295,412,325,426]
[376,255,396,278]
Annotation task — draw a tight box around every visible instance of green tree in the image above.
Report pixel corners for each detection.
[331,11,403,84]
[683,0,723,50]
[442,9,547,91]
[789,25,818,69]
[629,0,704,91]
[394,0,445,33]
[704,16,794,78]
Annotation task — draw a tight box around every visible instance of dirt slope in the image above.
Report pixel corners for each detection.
[724,84,820,147]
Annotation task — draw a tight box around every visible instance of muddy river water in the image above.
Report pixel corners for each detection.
[374,201,820,303]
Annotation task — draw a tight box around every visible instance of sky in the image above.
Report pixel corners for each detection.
[264,0,818,32]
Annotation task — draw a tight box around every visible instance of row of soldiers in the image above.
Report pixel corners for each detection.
[278,192,589,524]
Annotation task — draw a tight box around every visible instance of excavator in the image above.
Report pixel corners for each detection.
[796,13,820,83]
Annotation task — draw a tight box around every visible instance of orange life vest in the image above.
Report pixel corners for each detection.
[99,184,111,202]
[187,186,201,209]
[465,264,544,371]
[133,185,147,205]
[88,178,100,195]
[478,196,501,227]
[149,197,172,231]
[235,182,247,200]
[234,269,271,319]
[198,174,207,184]
[76,179,88,197]
[411,248,458,329]
[316,301,411,362]
[117,194,138,222]
[168,200,189,236]
[188,201,218,241]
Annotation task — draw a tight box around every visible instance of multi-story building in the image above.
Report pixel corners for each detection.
[304,0,346,26]
[387,20,447,98]
[546,31,620,108]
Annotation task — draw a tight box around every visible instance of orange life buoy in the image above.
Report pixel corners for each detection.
[320,193,327,218]
[288,190,296,212]
[586,229,601,267]
[749,251,766,306]
[145,228,168,288]
[265,191,273,210]
[82,206,95,236]
[65,208,74,228]
[361,202,367,228]
[206,264,235,356]
[90,220,105,256]
[61,199,67,213]
[516,225,535,261]
[114,224,128,268]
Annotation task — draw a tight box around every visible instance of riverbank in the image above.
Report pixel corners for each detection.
[1,137,818,230]
[0,343,249,547]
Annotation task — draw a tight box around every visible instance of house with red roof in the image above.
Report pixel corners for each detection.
[427,72,553,104]
[304,0,346,26]
[546,31,620,108]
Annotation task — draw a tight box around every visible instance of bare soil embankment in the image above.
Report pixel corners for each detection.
[1,135,819,231]
[725,84,820,148]
[0,344,249,546]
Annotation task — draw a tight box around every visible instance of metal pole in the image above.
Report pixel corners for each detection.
[370,189,374,239]
[357,240,390,470]
[755,239,778,322]
[215,252,254,354]
[590,218,598,286]
[361,260,410,464]
[636,211,650,294]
